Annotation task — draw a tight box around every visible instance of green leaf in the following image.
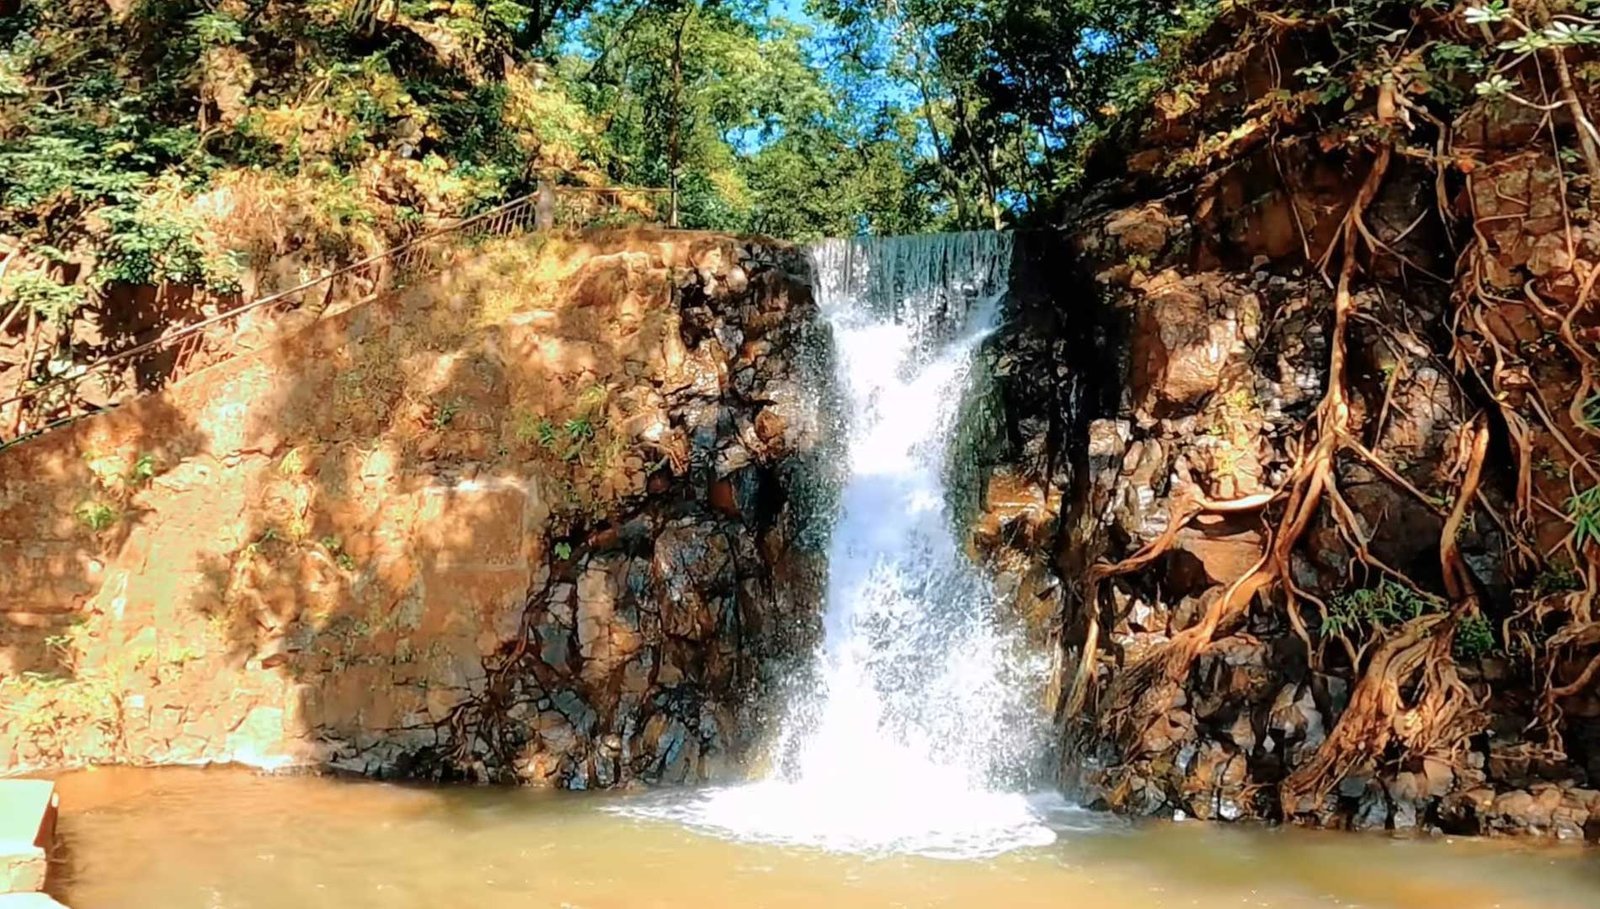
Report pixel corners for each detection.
[1464,1,1512,25]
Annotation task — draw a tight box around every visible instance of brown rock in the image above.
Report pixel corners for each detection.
[708,478,740,518]
[1105,205,1177,256]
[1175,527,1262,585]
[754,407,787,446]
[1129,273,1257,418]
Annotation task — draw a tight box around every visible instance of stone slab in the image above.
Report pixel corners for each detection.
[0,782,56,850]
[0,894,69,908]
[0,846,44,895]
[0,781,56,895]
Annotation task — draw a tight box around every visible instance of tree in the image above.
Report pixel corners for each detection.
[811,0,1190,227]
[563,0,931,234]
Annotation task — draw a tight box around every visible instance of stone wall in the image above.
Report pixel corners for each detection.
[0,229,827,787]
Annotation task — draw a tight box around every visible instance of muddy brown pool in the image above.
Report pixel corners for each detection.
[39,767,1600,909]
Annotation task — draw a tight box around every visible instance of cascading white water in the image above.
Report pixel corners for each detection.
[622,232,1058,859]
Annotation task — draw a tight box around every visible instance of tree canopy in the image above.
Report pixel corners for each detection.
[555,0,1198,234]
[0,0,1194,338]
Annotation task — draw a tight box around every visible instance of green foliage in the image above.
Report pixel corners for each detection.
[1534,561,1584,596]
[1465,0,1512,25]
[432,397,464,429]
[561,416,595,460]
[564,3,937,235]
[1536,456,1570,480]
[801,0,1202,225]
[1454,614,1497,661]
[129,453,158,485]
[517,407,601,461]
[1566,485,1600,549]
[1580,393,1600,432]
[1323,580,1442,638]
[0,0,1186,243]
[241,526,283,562]
[553,541,573,560]
[0,0,610,319]
[0,271,87,323]
[530,416,559,450]
[1462,1,1600,102]
[76,501,118,533]
[191,11,246,46]
[96,203,240,292]
[1325,579,1496,660]
[319,535,357,571]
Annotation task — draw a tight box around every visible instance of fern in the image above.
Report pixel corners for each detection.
[1567,485,1600,550]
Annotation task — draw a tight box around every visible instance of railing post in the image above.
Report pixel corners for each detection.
[535,181,556,231]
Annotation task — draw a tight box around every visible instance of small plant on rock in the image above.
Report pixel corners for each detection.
[319,535,357,571]
[432,397,464,429]
[562,416,595,460]
[536,417,559,450]
[1536,456,1570,480]
[1323,580,1442,638]
[1534,561,1584,596]
[76,502,117,533]
[1580,393,1600,432]
[1454,614,1497,662]
[1565,484,1600,550]
[128,453,157,485]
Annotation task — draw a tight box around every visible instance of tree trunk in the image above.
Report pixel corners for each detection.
[667,3,694,229]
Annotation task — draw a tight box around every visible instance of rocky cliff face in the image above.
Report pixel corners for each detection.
[0,230,828,787]
[983,2,1600,841]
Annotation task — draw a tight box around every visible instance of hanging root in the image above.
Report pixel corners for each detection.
[1053,5,1600,825]
[1099,552,1275,749]
[1064,86,1499,807]
[1062,138,1393,731]
[1279,417,1491,813]
[1059,490,1276,721]
[1279,613,1478,813]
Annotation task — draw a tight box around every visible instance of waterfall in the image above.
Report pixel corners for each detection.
[622,232,1056,859]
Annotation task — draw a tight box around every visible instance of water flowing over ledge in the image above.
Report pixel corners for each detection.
[807,232,1014,348]
[618,232,1057,859]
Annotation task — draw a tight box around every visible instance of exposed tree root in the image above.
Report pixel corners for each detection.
[1062,86,1540,808]
[1064,140,1392,730]
[1053,4,1600,824]
[1060,490,1276,720]
[1279,613,1477,813]
[1279,416,1492,811]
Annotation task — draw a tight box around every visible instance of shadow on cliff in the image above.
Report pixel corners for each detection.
[167,227,822,783]
[0,391,213,678]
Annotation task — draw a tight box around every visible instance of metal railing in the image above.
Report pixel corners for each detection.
[0,184,675,449]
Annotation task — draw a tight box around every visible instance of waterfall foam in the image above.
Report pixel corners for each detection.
[619,232,1056,859]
